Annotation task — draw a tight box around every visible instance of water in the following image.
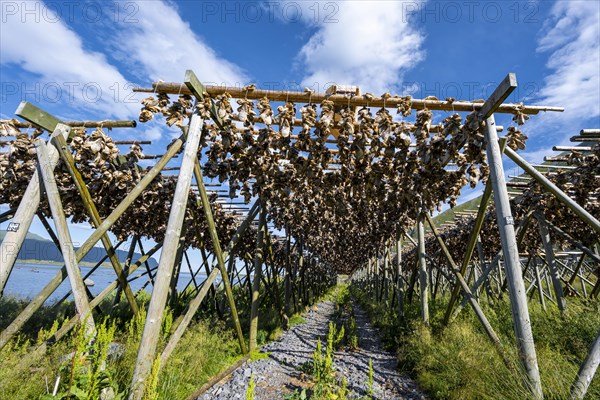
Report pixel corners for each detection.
[4,263,209,304]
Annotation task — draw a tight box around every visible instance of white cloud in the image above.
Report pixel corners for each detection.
[0,0,137,119]
[535,1,600,125]
[113,1,248,86]
[292,1,425,94]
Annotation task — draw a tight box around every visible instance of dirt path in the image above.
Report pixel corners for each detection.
[197,300,426,399]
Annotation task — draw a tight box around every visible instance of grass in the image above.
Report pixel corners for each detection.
[0,279,339,399]
[351,284,600,399]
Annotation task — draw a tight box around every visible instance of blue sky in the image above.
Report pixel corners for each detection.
[1,0,599,263]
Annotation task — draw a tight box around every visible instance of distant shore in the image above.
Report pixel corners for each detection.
[15,259,114,268]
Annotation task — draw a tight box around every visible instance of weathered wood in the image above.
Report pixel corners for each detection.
[396,230,405,317]
[249,201,266,352]
[35,137,96,337]
[12,120,137,129]
[417,214,429,324]
[284,229,292,317]
[193,158,247,354]
[186,355,250,400]
[424,213,511,368]
[52,133,139,314]
[484,114,542,399]
[15,101,61,131]
[129,111,204,399]
[533,258,547,311]
[543,221,600,263]
[0,121,69,295]
[570,329,600,399]
[505,146,600,235]
[443,133,508,325]
[535,213,566,312]
[135,80,563,114]
[553,146,593,152]
[18,241,162,369]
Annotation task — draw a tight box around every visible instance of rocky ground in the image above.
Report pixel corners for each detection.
[198,298,426,399]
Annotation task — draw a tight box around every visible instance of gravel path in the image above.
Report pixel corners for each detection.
[198,300,426,399]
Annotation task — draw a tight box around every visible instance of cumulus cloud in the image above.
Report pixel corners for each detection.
[535,1,600,123]
[113,0,248,86]
[0,0,136,119]
[293,1,426,94]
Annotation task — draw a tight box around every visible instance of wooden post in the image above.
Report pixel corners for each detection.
[249,201,266,352]
[52,133,139,314]
[0,107,69,295]
[185,69,247,354]
[0,129,186,351]
[444,140,507,324]
[535,213,566,312]
[193,160,247,354]
[396,230,405,317]
[504,146,600,235]
[129,109,204,399]
[484,112,543,398]
[533,258,547,310]
[383,246,390,303]
[35,136,96,337]
[20,242,162,368]
[424,214,511,367]
[417,213,429,324]
[284,229,291,318]
[570,330,600,399]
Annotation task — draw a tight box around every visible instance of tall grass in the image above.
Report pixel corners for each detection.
[351,285,600,399]
[0,279,338,399]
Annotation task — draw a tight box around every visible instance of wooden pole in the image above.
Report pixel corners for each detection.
[533,258,547,311]
[417,214,429,324]
[193,159,247,354]
[396,230,405,318]
[35,136,96,337]
[424,214,512,367]
[504,146,600,235]
[136,82,563,115]
[284,229,291,318]
[535,213,566,312]
[570,330,600,399]
[484,114,542,399]
[19,242,162,369]
[249,200,266,352]
[0,132,185,350]
[0,124,69,294]
[129,111,204,399]
[444,139,507,325]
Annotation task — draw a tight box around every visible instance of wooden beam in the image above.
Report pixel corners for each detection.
[129,101,204,398]
[424,214,511,368]
[249,201,266,351]
[417,214,429,324]
[135,81,563,114]
[15,101,61,131]
[52,133,139,315]
[505,146,600,235]
[535,212,566,312]
[35,137,96,337]
[484,114,542,399]
[0,106,70,295]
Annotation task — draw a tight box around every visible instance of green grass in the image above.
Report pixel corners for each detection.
[351,285,600,400]
[0,278,338,399]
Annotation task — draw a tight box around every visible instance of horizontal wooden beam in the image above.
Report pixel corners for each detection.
[15,101,61,132]
[134,81,563,115]
[10,119,137,129]
[553,146,593,152]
